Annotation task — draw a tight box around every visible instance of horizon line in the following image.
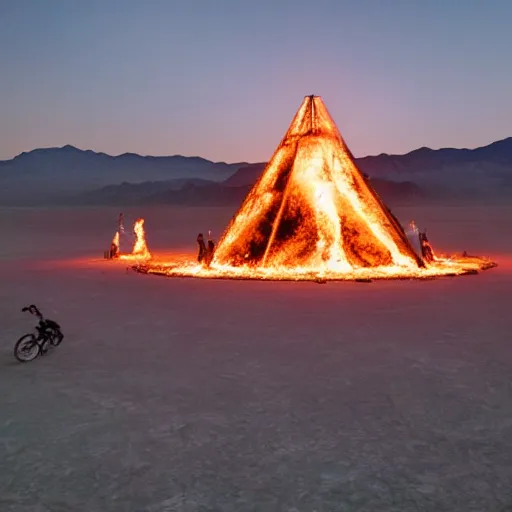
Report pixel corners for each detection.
[2,135,511,164]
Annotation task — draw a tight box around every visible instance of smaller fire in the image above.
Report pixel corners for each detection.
[131,218,151,259]
[111,231,120,256]
[106,217,151,261]
[119,218,151,261]
[106,231,121,259]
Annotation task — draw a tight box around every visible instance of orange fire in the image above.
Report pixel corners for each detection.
[133,95,496,281]
[112,231,120,249]
[108,230,121,259]
[132,218,151,258]
[116,218,151,261]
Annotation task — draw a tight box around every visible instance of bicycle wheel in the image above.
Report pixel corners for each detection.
[14,334,40,362]
[49,328,64,346]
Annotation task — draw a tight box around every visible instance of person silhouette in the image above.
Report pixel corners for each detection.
[205,231,216,266]
[197,233,207,263]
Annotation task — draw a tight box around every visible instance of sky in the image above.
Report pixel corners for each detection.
[1,0,511,162]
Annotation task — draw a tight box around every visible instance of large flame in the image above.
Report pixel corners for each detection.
[132,95,496,281]
[132,218,151,258]
[212,96,422,274]
[116,218,151,261]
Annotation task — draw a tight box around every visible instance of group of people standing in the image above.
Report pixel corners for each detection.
[197,232,216,266]
[405,220,435,263]
[419,230,434,263]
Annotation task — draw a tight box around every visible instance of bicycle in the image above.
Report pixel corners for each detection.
[14,305,64,363]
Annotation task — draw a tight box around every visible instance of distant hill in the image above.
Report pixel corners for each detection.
[223,163,266,187]
[1,137,511,206]
[357,137,512,177]
[75,178,215,205]
[67,174,424,207]
[0,145,247,203]
[356,137,512,197]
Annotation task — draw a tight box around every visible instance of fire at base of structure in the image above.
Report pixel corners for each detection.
[132,255,496,282]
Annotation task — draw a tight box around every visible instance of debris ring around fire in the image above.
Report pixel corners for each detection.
[131,258,497,283]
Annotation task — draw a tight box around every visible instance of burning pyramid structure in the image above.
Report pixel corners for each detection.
[135,95,496,281]
[213,95,423,273]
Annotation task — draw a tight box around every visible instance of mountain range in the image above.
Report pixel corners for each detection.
[1,137,511,206]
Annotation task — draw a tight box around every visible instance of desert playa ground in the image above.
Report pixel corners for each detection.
[1,204,512,511]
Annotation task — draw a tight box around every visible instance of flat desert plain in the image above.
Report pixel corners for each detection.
[1,204,511,512]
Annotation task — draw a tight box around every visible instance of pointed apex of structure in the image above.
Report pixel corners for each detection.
[213,95,423,274]
[282,95,345,144]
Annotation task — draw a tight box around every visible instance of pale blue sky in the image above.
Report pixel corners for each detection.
[1,0,511,162]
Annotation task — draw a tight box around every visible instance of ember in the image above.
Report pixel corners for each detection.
[133,95,496,281]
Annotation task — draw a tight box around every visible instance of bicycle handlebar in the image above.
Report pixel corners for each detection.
[21,305,43,319]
